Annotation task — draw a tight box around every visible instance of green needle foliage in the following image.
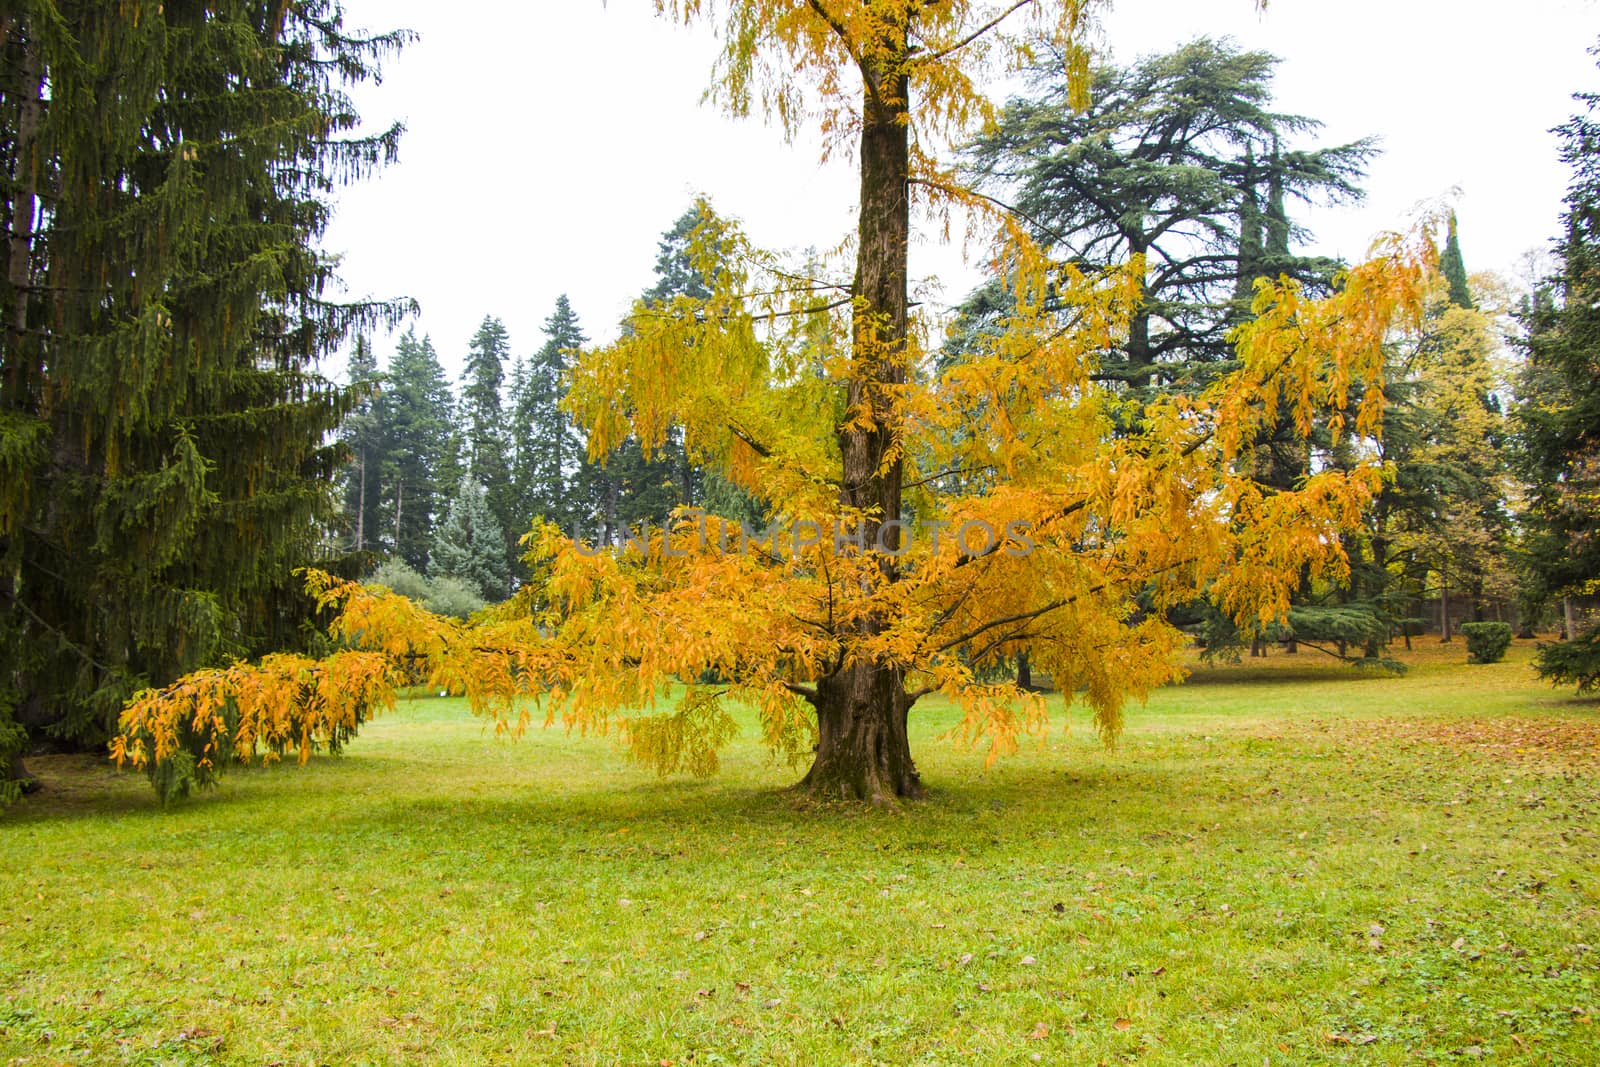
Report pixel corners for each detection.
[1516,50,1600,690]
[0,1,412,794]
[429,474,510,603]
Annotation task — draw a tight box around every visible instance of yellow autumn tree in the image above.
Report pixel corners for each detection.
[115,0,1432,804]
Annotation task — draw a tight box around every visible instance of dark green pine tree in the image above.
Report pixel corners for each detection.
[460,315,516,566]
[965,37,1371,393]
[339,336,385,553]
[1439,215,1476,310]
[964,39,1392,665]
[429,474,510,602]
[1516,61,1600,690]
[0,1,411,797]
[376,331,457,572]
[514,296,586,536]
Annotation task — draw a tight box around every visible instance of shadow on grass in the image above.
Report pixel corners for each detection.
[1178,663,1390,686]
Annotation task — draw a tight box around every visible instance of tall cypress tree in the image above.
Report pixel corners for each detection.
[0,1,410,793]
[1438,215,1476,310]
[375,331,456,571]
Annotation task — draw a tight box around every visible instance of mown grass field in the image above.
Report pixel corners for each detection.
[3,639,1597,1065]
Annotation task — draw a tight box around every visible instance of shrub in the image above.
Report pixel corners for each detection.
[365,560,486,620]
[1534,627,1600,693]
[1460,621,1513,664]
[368,559,432,602]
[421,575,488,620]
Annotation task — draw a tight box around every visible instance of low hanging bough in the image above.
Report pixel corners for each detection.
[115,0,1435,804]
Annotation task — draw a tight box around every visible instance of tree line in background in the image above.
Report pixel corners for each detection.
[334,206,762,615]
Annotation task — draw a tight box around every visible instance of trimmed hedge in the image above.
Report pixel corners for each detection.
[1460,621,1513,664]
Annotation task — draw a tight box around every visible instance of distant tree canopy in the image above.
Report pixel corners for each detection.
[0,0,410,799]
[374,330,458,572]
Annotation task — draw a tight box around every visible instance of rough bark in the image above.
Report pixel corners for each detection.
[4,17,41,373]
[797,20,919,802]
[799,664,922,803]
[355,452,367,550]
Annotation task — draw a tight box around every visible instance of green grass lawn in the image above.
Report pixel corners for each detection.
[4,638,1598,1065]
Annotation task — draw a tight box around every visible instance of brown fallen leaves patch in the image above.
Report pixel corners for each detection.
[1305,717,1600,770]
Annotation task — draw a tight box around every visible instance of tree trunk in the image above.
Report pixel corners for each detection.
[4,16,41,386]
[1127,240,1150,382]
[355,451,367,550]
[1564,597,1577,642]
[796,22,917,802]
[799,663,922,803]
[1439,581,1451,643]
[1017,651,1032,691]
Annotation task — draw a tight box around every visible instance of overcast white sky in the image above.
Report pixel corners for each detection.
[322,0,1599,379]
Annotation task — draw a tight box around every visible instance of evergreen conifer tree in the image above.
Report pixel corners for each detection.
[1439,215,1476,310]
[1517,58,1600,688]
[375,331,457,571]
[460,316,516,561]
[966,38,1372,392]
[429,474,510,602]
[339,336,384,553]
[0,0,410,793]
[514,297,585,535]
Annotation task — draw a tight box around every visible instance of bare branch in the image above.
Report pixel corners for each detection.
[913,0,1034,65]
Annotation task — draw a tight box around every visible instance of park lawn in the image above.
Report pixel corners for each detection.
[2,638,1597,1065]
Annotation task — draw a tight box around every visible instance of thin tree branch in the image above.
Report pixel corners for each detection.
[807,0,882,112]
[934,591,1094,655]
[902,464,997,490]
[914,0,1034,65]
[784,681,820,703]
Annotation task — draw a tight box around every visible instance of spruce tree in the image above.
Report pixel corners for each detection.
[339,336,384,553]
[429,475,510,602]
[376,331,457,571]
[514,297,586,535]
[0,0,410,792]
[589,204,766,537]
[460,316,516,560]
[1516,60,1600,687]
